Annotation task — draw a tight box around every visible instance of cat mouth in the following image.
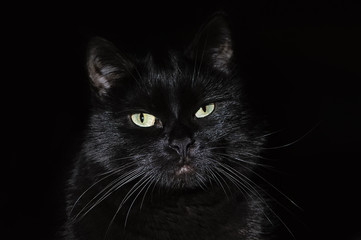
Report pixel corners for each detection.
[175,164,193,175]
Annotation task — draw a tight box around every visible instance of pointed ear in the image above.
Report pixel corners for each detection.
[86,37,133,98]
[187,13,233,73]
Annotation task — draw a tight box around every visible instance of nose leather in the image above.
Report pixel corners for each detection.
[168,137,194,158]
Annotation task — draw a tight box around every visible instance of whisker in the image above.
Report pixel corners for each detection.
[208,145,267,160]
[149,176,160,203]
[86,170,144,215]
[196,31,210,80]
[242,164,302,211]
[210,131,235,142]
[124,175,155,228]
[218,163,295,237]
[217,154,300,209]
[70,161,137,216]
[215,152,271,168]
[104,173,149,238]
[261,121,321,150]
[216,158,297,239]
[94,159,140,177]
[209,167,231,199]
[207,167,226,197]
[74,169,143,221]
[139,174,157,210]
[217,163,268,205]
[255,128,286,139]
[195,171,208,190]
[213,165,247,197]
[191,44,199,86]
[210,160,275,226]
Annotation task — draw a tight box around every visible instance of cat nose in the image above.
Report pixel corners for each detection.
[168,138,195,158]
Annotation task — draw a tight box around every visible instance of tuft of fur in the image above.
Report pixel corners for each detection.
[63,14,272,240]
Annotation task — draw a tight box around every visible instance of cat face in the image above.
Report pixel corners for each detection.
[84,16,263,190]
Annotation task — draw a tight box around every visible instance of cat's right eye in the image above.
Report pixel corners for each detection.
[195,103,215,118]
[131,113,156,127]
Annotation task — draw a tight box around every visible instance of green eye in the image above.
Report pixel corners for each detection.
[131,113,156,127]
[195,103,215,118]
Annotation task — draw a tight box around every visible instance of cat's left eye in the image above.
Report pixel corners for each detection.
[195,103,215,118]
[131,113,156,127]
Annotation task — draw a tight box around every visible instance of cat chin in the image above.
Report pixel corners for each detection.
[169,180,202,190]
[175,164,193,175]
[173,172,206,190]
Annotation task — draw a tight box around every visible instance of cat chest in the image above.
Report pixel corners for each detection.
[114,201,242,240]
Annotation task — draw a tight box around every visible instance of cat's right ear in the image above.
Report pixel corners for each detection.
[86,37,133,98]
[186,13,234,74]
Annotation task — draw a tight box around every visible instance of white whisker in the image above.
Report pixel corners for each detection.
[261,122,321,150]
[70,161,137,216]
[104,173,150,238]
[215,155,297,239]
[74,169,143,221]
[124,175,155,228]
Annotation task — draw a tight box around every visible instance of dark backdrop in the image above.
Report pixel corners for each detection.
[5,1,361,239]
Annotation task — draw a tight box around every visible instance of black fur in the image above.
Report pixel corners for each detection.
[63,14,272,240]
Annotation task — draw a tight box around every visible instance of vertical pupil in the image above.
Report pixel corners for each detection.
[202,106,207,112]
[140,113,144,123]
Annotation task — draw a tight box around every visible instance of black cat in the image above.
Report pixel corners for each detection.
[63,14,274,240]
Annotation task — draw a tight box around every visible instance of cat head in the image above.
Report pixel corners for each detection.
[83,14,264,190]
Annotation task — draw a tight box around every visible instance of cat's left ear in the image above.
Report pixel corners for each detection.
[86,37,133,98]
[187,13,234,73]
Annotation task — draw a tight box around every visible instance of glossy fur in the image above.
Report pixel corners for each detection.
[63,15,272,240]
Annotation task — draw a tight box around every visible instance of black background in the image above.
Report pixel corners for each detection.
[4,1,361,239]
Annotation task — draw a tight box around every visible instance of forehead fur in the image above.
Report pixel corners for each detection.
[144,50,237,96]
[122,51,236,117]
